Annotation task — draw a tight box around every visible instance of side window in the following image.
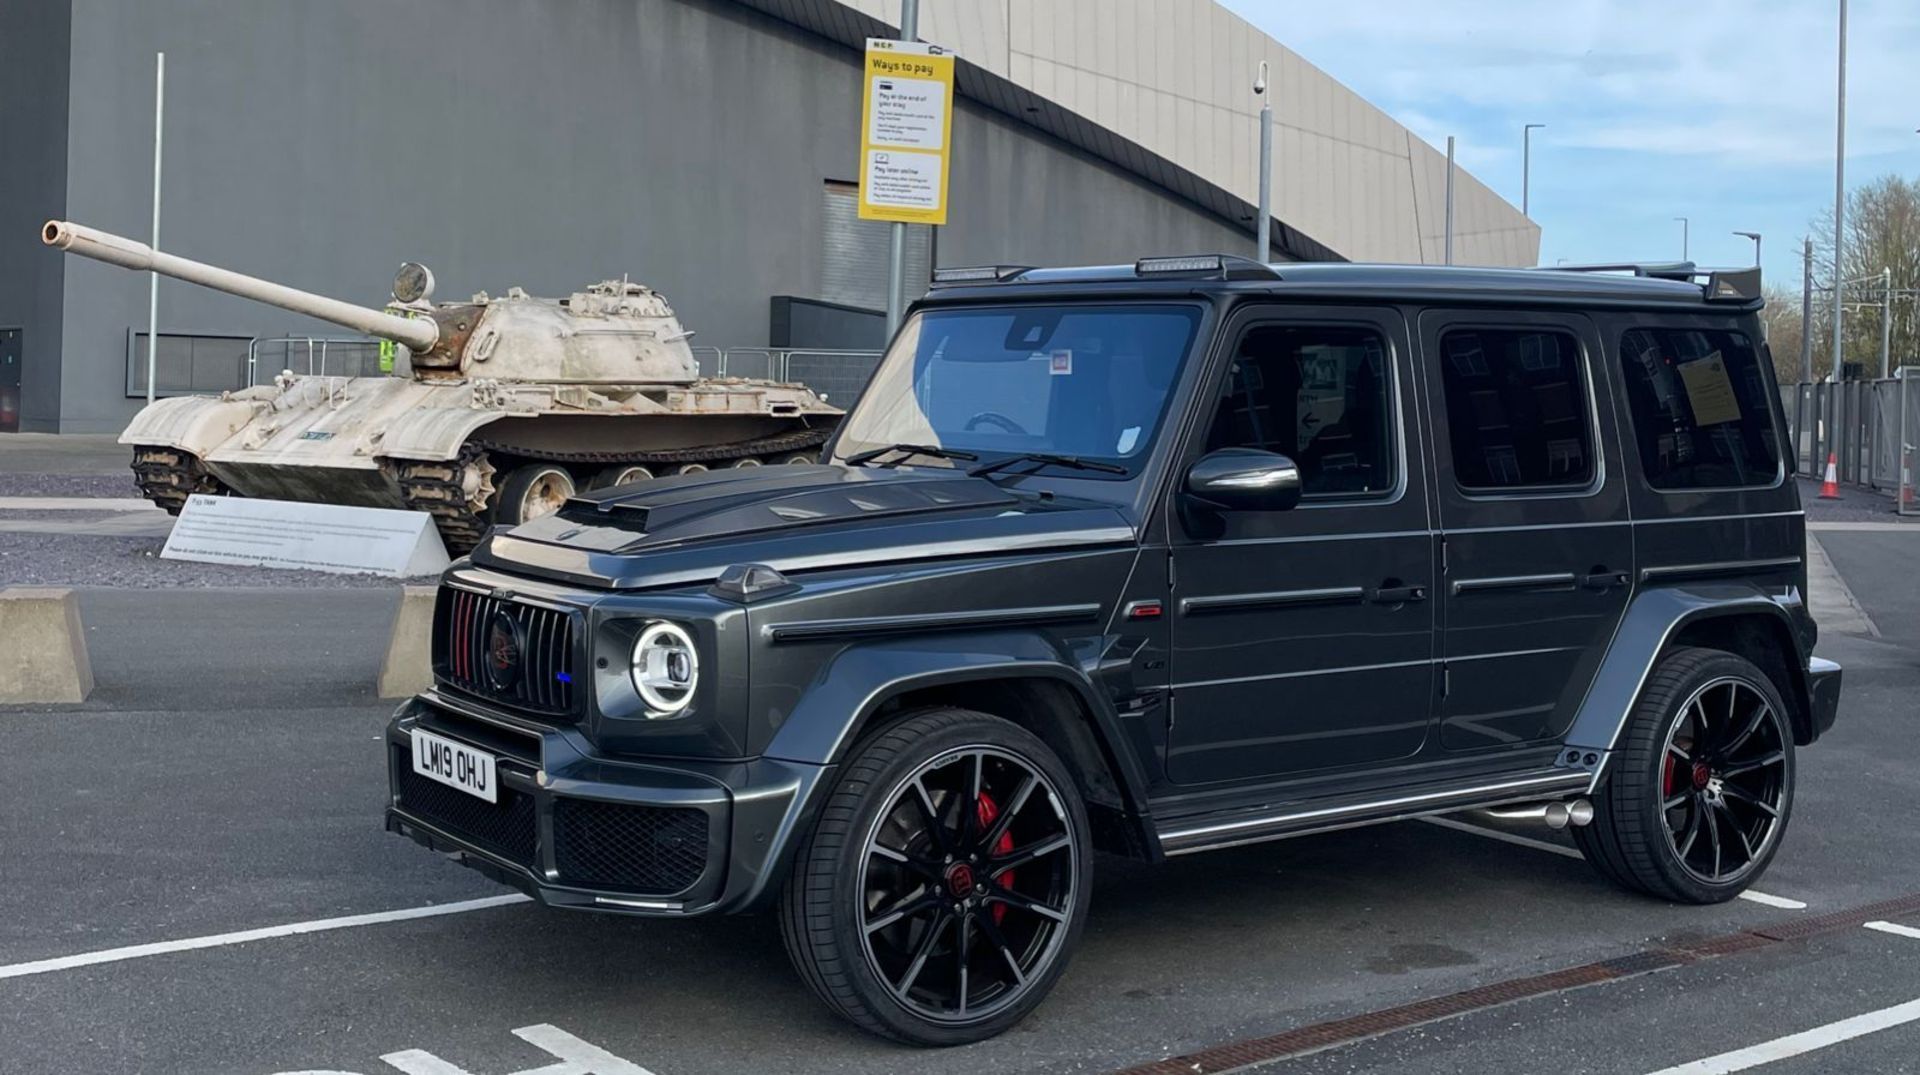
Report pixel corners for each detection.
[1204,324,1395,498]
[1438,327,1593,491]
[1618,326,1780,489]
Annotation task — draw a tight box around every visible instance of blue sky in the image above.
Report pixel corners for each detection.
[1215,0,1919,286]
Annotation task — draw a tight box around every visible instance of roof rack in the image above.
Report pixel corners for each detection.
[1537,262,1762,303]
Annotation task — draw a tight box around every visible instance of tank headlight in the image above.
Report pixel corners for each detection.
[631,621,698,716]
[392,261,435,304]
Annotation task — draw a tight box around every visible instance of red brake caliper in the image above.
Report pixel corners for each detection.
[976,791,1014,924]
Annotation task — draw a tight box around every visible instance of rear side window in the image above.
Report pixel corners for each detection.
[1438,327,1594,491]
[1618,326,1780,489]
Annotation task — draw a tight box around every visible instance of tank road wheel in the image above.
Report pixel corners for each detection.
[778,451,818,465]
[586,465,654,491]
[130,446,229,515]
[729,457,762,468]
[779,708,1091,1045]
[493,463,576,525]
[671,463,709,476]
[1574,647,1795,904]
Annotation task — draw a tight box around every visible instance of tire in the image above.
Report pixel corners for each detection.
[779,707,1092,1045]
[492,463,576,525]
[586,464,654,490]
[1573,646,1795,904]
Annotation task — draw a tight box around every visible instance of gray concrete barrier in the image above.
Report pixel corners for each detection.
[377,585,437,699]
[0,587,94,703]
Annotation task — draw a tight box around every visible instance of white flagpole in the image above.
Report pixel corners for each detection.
[146,51,165,406]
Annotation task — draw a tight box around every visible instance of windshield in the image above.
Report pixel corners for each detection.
[832,304,1202,476]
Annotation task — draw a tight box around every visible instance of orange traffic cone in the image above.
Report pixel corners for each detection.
[1819,453,1842,500]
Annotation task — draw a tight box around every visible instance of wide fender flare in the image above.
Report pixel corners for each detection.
[115,394,257,454]
[766,629,1152,794]
[1562,581,1807,758]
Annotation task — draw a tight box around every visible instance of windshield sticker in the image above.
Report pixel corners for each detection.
[1117,426,1141,454]
[1677,353,1742,426]
[1050,349,1072,375]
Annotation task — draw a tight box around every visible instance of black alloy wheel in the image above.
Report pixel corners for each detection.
[1575,647,1796,903]
[780,707,1090,1045]
[1656,675,1790,885]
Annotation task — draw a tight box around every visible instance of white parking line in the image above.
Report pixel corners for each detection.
[1642,995,1920,1074]
[1419,816,1807,909]
[0,894,529,981]
[1865,920,1920,941]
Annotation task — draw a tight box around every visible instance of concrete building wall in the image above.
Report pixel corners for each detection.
[0,1,73,432]
[844,0,1540,267]
[28,0,1256,432]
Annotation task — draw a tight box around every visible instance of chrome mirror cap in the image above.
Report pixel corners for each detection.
[1185,448,1302,511]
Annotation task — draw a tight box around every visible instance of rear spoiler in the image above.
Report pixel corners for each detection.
[1538,262,1762,304]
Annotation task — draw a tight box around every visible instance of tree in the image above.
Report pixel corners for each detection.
[1760,283,1806,384]
[1809,174,1920,379]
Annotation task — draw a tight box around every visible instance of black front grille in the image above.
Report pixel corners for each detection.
[394,750,537,867]
[435,587,578,716]
[553,799,708,895]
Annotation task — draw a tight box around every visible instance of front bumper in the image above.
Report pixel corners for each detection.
[385,692,828,916]
[1807,655,1843,740]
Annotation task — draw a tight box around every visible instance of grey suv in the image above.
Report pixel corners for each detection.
[386,254,1843,1045]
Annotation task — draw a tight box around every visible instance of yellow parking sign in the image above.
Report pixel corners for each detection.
[857,38,955,225]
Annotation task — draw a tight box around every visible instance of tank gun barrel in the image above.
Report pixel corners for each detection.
[42,220,439,352]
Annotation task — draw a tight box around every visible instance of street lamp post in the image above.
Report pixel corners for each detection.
[1830,0,1847,385]
[1522,123,1544,217]
[1734,230,1761,268]
[1674,217,1689,261]
[1254,61,1271,261]
[883,0,921,340]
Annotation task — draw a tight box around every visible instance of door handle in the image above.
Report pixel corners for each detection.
[1580,570,1630,591]
[1367,584,1428,605]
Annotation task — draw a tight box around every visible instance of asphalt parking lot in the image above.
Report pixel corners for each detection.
[5,506,1920,1073]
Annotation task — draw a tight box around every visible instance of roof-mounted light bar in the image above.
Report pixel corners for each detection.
[1134,254,1281,281]
[930,265,1033,286]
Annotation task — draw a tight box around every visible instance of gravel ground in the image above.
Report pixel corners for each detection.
[1798,476,1920,524]
[0,472,140,498]
[0,532,429,589]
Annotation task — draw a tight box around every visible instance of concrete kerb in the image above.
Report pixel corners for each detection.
[0,587,94,703]
[378,585,437,699]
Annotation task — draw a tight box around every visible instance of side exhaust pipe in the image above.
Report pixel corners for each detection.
[1475,798,1594,830]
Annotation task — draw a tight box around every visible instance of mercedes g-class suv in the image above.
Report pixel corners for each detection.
[387,254,1842,1045]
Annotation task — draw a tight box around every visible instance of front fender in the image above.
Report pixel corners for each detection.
[726,630,1157,912]
[116,393,258,454]
[1563,581,1809,768]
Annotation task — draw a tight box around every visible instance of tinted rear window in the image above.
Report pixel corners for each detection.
[1438,327,1594,491]
[1618,326,1780,489]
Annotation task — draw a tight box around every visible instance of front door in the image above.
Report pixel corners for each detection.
[1166,306,1436,785]
[1417,310,1634,751]
[0,328,20,433]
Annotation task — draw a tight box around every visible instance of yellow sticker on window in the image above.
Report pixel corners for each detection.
[1677,353,1742,427]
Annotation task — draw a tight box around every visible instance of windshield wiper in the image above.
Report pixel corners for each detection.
[843,443,980,468]
[967,452,1128,478]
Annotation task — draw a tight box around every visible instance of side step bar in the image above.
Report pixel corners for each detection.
[1155,770,1591,857]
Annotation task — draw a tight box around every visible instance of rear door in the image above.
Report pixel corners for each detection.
[1417,309,1634,752]
[1166,304,1436,785]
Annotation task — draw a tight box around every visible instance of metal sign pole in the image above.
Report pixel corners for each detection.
[1443,136,1455,266]
[883,0,920,340]
[146,51,165,406]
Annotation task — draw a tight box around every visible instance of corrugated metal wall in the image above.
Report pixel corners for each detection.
[819,181,932,312]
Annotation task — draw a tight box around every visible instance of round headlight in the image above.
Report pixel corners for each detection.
[631,621,698,715]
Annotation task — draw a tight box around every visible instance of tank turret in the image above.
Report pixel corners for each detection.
[42,220,701,385]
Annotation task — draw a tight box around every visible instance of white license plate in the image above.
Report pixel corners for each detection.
[411,729,498,804]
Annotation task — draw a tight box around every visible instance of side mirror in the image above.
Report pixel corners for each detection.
[1185,448,1302,511]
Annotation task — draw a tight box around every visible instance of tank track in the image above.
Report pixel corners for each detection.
[389,442,495,553]
[130,446,229,515]
[389,428,832,553]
